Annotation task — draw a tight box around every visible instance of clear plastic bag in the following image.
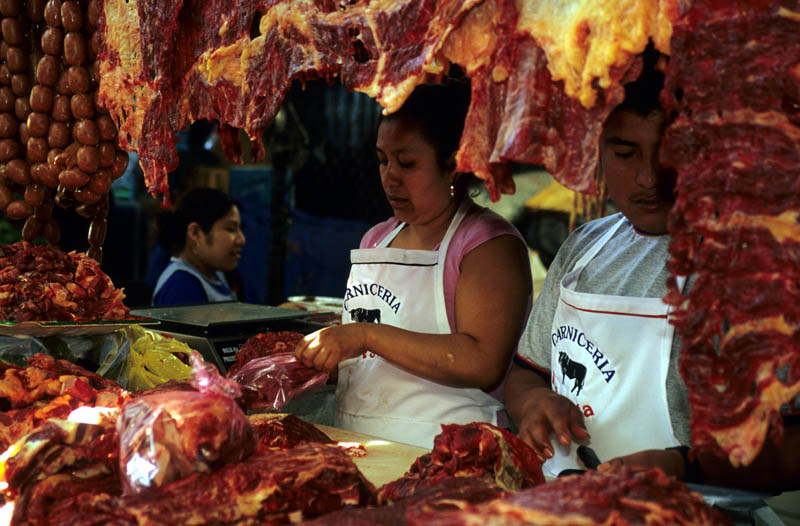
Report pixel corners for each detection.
[117,351,255,495]
[228,352,328,412]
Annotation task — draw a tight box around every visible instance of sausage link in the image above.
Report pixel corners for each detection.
[60,0,80,31]
[32,161,58,188]
[5,46,26,73]
[86,245,102,263]
[74,201,97,217]
[63,32,86,66]
[26,111,49,137]
[6,157,29,184]
[66,65,89,93]
[14,95,30,121]
[55,70,70,95]
[26,136,49,162]
[73,185,100,204]
[11,73,30,96]
[0,182,11,210]
[0,138,20,162]
[54,140,79,168]
[6,199,32,219]
[1,17,23,46]
[57,167,88,190]
[24,183,45,206]
[69,92,92,119]
[88,215,106,246]
[35,55,59,86]
[43,217,60,244]
[0,86,12,111]
[33,200,53,221]
[77,144,98,173]
[87,167,110,193]
[29,85,53,112]
[54,183,73,208]
[86,0,100,28]
[27,0,46,22]
[111,149,129,178]
[43,0,61,26]
[22,215,42,240]
[0,64,10,85]
[18,121,28,145]
[51,94,71,121]
[74,118,98,145]
[40,26,63,56]
[47,121,70,148]
[0,111,17,137]
[97,141,114,166]
[0,0,20,17]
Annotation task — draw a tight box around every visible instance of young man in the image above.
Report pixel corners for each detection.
[505,57,799,492]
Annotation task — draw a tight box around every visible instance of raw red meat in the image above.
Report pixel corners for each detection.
[660,0,800,466]
[8,444,375,526]
[226,330,305,375]
[404,469,731,526]
[252,413,336,450]
[377,422,543,504]
[0,242,130,322]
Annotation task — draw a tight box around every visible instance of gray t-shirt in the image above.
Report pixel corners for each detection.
[516,212,691,444]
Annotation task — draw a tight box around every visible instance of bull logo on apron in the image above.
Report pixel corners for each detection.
[558,351,586,396]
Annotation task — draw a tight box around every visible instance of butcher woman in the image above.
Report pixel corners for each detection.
[295,82,532,449]
[505,50,799,492]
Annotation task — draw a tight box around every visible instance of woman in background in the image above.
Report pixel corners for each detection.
[295,82,532,448]
[152,187,246,306]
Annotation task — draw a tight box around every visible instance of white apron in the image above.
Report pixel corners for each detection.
[543,217,683,477]
[336,199,503,449]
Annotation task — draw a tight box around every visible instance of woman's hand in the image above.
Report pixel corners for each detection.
[294,324,369,374]
[515,386,590,463]
[597,449,685,479]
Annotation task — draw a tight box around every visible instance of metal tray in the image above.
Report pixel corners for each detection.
[0,316,157,338]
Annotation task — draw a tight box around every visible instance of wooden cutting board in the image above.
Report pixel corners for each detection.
[315,423,429,487]
[248,414,429,487]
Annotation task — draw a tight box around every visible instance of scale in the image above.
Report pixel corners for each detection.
[131,302,332,373]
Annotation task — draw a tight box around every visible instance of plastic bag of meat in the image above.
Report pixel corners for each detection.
[116,351,256,495]
[228,352,329,412]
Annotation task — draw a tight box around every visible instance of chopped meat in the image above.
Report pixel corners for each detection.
[0,242,130,322]
[226,330,305,376]
[404,469,732,526]
[377,422,543,504]
[252,413,336,450]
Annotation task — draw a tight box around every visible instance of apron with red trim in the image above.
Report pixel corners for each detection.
[543,217,683,477]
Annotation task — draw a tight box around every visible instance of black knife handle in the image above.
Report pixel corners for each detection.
[577,445,602,470]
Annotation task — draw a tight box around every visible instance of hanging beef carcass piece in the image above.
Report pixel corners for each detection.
[661,0,800,467]
[97,0,672,200]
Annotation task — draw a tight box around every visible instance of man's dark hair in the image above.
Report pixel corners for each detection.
[615,44,665,117]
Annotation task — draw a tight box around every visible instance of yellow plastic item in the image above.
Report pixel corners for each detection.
[124,326,194,390]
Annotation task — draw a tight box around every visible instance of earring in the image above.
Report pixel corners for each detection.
[449,183,455,198]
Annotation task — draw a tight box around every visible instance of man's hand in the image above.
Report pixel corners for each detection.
[515,386,591,462]
[597,449,685,479]
[294,325,368,374]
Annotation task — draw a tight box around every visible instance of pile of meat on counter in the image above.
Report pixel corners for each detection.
[0,338,731,526]
[0,240,129,321]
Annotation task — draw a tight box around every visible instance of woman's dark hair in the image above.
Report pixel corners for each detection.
[156,187,236,256]
[379,81,471,172]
